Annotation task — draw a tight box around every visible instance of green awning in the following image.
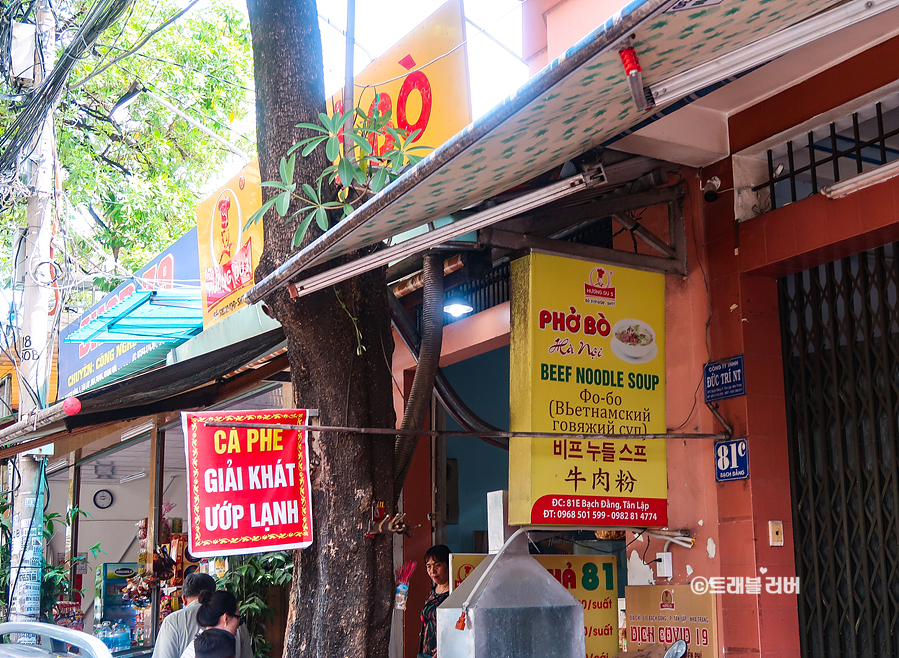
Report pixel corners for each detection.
[64,290,203,344]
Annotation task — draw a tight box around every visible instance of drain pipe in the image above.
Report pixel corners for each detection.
[388,288,506,448]
[395,253,444,493]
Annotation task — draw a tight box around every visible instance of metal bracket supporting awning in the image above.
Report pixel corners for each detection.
[286,174,598,300]
[479,183,688,277]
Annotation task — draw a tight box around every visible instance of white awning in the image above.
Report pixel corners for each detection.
[246,0,851,303]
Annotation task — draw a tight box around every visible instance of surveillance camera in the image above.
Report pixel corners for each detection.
[702,176,721,203]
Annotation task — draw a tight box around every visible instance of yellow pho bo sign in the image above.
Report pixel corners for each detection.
[509,253,667,527]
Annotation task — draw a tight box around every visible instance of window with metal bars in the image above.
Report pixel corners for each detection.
[753,95,899,210]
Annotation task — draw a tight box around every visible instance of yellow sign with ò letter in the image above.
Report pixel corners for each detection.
[327,0,471,158]
[509,253,667,527]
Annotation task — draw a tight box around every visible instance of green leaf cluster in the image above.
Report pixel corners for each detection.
[216,552,293,658]
[245,105,431,250]
[14,0,255,276]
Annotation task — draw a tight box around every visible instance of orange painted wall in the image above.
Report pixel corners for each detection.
[393,331,434,658]
[730,33,899,154]
[703,39,899,656]
[521,0,634,76]
[654,170,722,591]
[0,349,60,415]
[393,303,510,658]
[698,155,800,657]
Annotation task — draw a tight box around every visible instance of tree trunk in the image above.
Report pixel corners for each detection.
[245,0,397,656]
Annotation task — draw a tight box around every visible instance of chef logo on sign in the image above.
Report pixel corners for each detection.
[660,589,675,610]
[585,266,616,306]
[455,563,475,587]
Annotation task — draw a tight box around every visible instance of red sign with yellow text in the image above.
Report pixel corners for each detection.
[182,409,313,556]
[327,0,471,157]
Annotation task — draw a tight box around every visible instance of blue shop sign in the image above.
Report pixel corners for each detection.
[703,355,745,403]
[715,437,749,482]
[58,229,199,398]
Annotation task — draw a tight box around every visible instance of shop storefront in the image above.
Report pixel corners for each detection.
[3,2,897,657]
[0,157,298,653]
[44,384,289,643]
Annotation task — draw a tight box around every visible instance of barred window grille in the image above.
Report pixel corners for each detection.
[413,217,614,332]
[755,95,899,210]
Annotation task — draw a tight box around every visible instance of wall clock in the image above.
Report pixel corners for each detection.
[93,489,114,509]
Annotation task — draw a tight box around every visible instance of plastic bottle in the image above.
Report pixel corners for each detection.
[97,621,113,649]
[111,621,121,652]
[113,622,123,652]
[116,621,129,652]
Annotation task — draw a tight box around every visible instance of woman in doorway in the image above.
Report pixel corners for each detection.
[419,544,451,658]
[180,590,243,658]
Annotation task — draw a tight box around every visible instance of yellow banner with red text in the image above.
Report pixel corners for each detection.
[196,161,263,328]
[452,554,619,658]
[326,0,471,157]
[509,253,667,527]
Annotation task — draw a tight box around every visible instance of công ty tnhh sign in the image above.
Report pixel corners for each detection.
[182,409,313,556]
[703,355,745,403]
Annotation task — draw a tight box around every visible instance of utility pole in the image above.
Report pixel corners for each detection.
[10,0,56,629]
[342,0,355,158]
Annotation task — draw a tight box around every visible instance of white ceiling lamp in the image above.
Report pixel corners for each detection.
[121,420,155,442]
[649,0,899,107]
[821,160,899,199]
[119,470,148,484]
[444,295,474,318]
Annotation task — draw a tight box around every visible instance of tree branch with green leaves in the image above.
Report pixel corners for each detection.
[245,105,429,249]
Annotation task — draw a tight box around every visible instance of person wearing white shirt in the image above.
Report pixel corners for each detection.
[152,573,251,658]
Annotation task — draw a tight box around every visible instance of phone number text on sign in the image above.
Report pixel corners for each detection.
[531,494,666,525]
[182,409,314,557]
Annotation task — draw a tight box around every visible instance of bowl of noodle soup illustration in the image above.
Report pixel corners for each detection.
[611,319,655,359]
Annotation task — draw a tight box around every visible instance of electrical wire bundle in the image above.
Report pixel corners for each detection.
[0,0,136,190]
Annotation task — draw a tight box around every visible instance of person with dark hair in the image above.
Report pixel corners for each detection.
[180,590,243,658]
[194,629,236,658]
[419,544,451,658]
[151,574,250,658]
[153,573,216,658]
